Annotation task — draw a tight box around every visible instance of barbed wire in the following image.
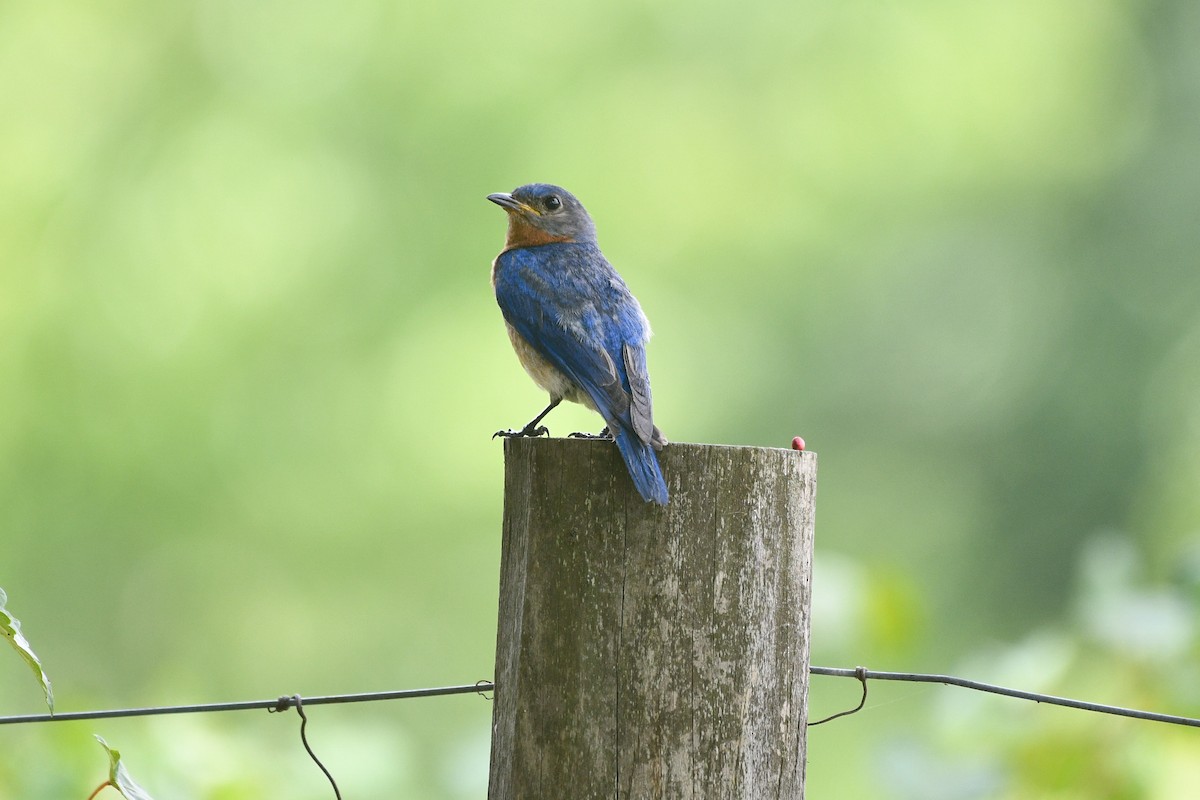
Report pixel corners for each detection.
[0,668,1197,729]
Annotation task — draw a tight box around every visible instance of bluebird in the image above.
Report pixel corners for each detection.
[488,183,669,505]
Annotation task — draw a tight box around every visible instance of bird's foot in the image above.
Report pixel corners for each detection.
[493,424,550,440]
[568,427,612,440]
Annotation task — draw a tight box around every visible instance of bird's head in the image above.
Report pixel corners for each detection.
[487,183,596,250]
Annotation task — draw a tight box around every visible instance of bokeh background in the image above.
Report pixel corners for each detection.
[2,0,1199,797]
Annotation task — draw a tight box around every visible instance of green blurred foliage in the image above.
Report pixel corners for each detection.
[1,0,1198,796]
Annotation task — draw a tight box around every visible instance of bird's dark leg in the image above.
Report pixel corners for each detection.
[493,397,562,439]
[568,426,613,440]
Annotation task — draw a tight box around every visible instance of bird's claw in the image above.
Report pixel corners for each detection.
[493,425,551,440]
[568,427,613,441]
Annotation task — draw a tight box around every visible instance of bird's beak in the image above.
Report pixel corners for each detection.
[487,192,539,215]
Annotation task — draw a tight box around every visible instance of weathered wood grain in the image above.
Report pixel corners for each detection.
[489,438,817,799]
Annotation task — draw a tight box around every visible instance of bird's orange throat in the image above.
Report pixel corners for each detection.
[502,214,574,252]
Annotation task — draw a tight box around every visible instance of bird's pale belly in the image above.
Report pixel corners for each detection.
[506,324,596,410]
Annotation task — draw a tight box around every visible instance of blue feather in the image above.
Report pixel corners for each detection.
[612,426,669,505]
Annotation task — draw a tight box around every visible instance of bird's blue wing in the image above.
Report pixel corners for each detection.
[495,242,669,504]
[494,243,649,433]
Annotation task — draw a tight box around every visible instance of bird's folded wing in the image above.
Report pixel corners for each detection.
[496,269,631,422]
[622,343,657,446]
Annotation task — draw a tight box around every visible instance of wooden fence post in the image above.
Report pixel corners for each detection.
[488,437,817,799]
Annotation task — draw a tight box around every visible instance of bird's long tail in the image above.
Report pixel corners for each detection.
[612,426,669,505]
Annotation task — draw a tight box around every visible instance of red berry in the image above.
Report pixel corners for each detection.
[791,436,806,451]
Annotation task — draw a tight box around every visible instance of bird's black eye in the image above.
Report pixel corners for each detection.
[544,195,562,212]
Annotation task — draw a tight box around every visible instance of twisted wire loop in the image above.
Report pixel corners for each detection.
[808,666,868,727]
[271,695,342,800]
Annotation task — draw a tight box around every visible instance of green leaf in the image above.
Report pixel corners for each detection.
[95,736,157,800]
[0,586,54,712]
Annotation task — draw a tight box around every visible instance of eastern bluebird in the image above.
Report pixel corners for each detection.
[488,183,669,505]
